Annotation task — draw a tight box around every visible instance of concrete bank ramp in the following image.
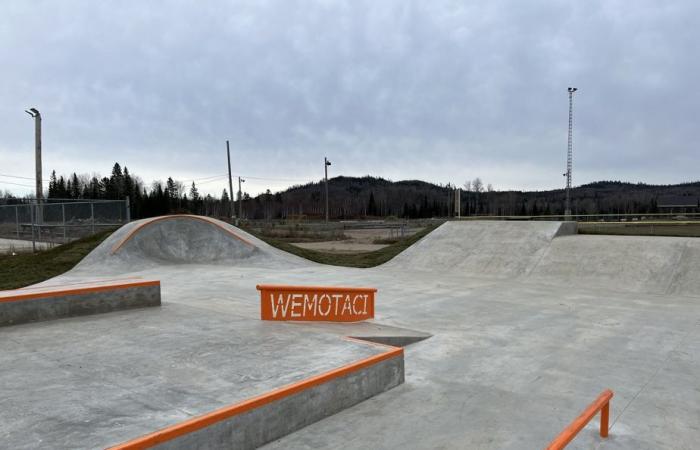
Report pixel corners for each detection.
[73,215,310,273]
[529,234,700,296]
[384,220,576,278]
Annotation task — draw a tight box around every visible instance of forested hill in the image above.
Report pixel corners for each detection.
[2,163,699,219]
[272,176,700,219]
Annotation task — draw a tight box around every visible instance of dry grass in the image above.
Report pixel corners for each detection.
[0,230,114,290]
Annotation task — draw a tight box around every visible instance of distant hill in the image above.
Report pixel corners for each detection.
[243,176,700,219]
[4,163,698,220]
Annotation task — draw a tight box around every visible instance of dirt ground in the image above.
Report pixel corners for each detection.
[291,227,422,254]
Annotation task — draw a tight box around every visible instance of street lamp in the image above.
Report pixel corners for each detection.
[564,87,577,218]
[324,157,331,222]
[24,108,42,202]
[238,176,245,221]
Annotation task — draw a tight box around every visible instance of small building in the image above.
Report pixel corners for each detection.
[657,195,700,214]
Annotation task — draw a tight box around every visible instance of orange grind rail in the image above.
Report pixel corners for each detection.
[546,389,613,450]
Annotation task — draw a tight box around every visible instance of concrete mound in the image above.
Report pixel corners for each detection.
[384,219,700,296]
[72,215,310,274]
[384,220,576,278]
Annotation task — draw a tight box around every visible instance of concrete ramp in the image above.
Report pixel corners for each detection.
[384,220,576,278]
[529,234,700,296]
[73,215,310,274]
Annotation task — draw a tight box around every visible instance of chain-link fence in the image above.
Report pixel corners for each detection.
[0,199,129,252]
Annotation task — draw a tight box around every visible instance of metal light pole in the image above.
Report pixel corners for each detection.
[238,176,245,221]
[25,108,42,233]
[226,140,235,219]
[324,157,331,222]
[564,87,577,218]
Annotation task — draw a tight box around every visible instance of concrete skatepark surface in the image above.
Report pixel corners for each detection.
[1,216,699,449]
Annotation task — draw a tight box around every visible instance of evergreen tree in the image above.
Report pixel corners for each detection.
[367,192,377,216]
[189,182,200,202]
[70,173,81,199]
[48,170,58,198]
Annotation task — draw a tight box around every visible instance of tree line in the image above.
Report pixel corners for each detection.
[2,162,699,219]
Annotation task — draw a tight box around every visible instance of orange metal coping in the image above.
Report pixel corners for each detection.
[108,343,403,450]
[546,389,613,450]
[256,284,378,293]
[110,214,256,254]
[0,280,160,303]
[11,277,146,292]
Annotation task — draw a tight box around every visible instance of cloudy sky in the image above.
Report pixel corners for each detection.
[1,1,698,197]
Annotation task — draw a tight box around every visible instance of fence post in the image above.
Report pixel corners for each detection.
[36,202,42,242]
[15,205,20,239]
[125,196,131,222]
[90,202,95,234]
[30,203,36,253]
[62,203,67,243]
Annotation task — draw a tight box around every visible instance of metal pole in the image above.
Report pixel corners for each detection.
[324,157,331,222]
[238,176,245,220]
[62,203,66,243]
[35,111,42,223]
[90,202,95,234]
[564,87,577,218]
[125,196,131,222]
[226,140,235,219]
[15,205,20,239]
[30,203,36,253]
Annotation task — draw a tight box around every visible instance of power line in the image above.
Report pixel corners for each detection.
[0,173,50,182]
[181,173,229,183]
[0,180,35,188]
[237,175,316,183]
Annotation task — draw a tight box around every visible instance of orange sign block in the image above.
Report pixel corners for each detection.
[257,284,376,322]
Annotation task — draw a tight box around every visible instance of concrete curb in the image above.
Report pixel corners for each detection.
[109,344,404,450]
[0,280,161,326]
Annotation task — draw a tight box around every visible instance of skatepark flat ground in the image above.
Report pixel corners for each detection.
[1,217,699,449]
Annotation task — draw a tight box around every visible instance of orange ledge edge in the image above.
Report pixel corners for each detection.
[256,284,378,293]
[0,280,161,303]
[110,215,256,254]
[108,344,403,450]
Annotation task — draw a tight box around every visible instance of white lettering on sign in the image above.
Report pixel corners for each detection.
[268,291,371,320]
[304,293,318,316]
[318,294,332,316]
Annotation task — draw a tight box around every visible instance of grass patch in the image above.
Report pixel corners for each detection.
[0,230,114,290]
[578,222,700,238]
[248,224,439,268]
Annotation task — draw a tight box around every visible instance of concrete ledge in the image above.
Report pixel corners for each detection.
[0,280,161,326]
[110,344,404,450]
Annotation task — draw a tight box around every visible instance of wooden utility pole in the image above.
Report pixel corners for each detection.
[226,140,235,218]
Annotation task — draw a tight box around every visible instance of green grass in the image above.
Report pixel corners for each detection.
[248,225,439,268]
[0,230,114,290]
[0,223,439,290]
[578,221,700,238]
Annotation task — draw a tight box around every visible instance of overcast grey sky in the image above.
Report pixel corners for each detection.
[1,0,698,196]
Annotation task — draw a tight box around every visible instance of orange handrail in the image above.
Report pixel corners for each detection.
[546,389,613,450]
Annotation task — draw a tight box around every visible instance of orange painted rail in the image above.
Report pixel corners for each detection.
[546,389,613,450]
[257,284,375,322]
